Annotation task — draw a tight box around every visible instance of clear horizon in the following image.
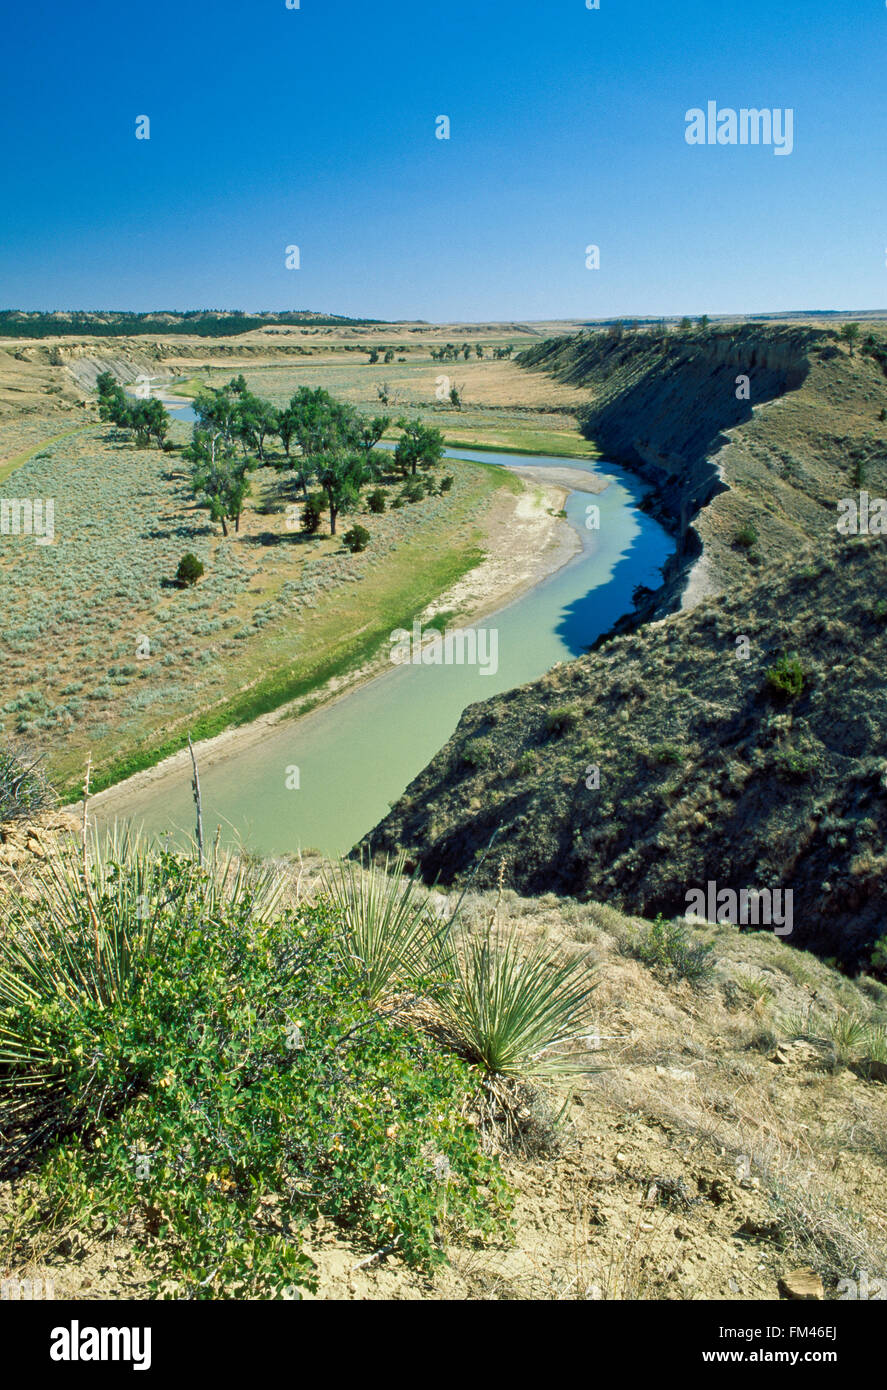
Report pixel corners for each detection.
[2,0,885,321]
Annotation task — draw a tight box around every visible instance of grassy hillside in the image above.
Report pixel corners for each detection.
[360,325,887,971]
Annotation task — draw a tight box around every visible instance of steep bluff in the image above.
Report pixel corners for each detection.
[358,326,887,968]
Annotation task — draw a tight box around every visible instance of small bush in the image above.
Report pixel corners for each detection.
[630,915,716,987]
[543,707,580,739]
[300,494,324,534]
[774,749,814,780]
[511,751,537,778]
[175,552,204,587]
[439,475,454,493]
[399,478,426,504]
[765,654,806,701]
[734,523,758,550]
[342,523,370,553]
[461,738,493,770]
[0,744,56,823]
[367,489,387,514]
[650,743,684,766]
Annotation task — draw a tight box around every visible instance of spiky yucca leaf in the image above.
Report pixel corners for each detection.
[436,923,597,1077]
[323,852,444,1004]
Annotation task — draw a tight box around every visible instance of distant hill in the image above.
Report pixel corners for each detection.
[0,310,385,338]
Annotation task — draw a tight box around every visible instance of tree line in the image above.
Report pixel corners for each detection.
[95,371,170,448]
[184,376,447,538]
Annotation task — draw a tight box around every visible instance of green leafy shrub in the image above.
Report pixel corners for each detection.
[461,738,493,769]
[734,523,758,550]
[439,475,454,493]
[342,523,370,553]
[0,836,510,1297]
[629,914,716,987]
[765,654,806,701]
[367,489,387,514]
[175,552,204,587]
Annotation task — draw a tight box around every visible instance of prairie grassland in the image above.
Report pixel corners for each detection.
[0,420,516,796]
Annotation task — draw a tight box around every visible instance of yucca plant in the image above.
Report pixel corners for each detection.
[323,851,444,1004]
[825,1012,871,1065]
[435,922,597,1078]
[0,825,284,1167]
[862,1023,887,1066]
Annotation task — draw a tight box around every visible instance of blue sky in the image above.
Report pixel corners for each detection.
[1,0,885,321]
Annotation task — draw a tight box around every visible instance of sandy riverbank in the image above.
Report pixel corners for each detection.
[86,468,598,823]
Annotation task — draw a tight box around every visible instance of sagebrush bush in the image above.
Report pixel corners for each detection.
[461,737,493,769]
[543,707,580,738]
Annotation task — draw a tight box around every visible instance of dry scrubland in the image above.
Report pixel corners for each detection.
[0,418,514,795]
[3,316,887,1303]
[2,834,886,1302]
[0,321,596,796]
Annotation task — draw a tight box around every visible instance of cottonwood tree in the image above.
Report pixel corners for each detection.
[315,451,368,535]
[187,430,250,535]
[393,419,445,476]
[357,414,390,464]
[235,392,278,461]
[193,387,239,445]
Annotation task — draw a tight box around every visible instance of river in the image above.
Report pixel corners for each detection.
[103,407,672,856]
